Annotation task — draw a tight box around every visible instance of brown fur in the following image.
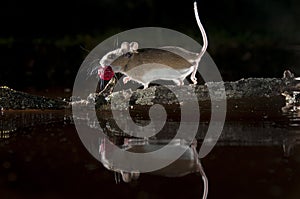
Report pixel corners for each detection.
[111,48,192,72]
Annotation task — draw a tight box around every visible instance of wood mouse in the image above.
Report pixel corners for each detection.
[111,48,194,88]
[99,2,207,89]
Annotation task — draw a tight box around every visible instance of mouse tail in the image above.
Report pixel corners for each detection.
[194,1,208,62]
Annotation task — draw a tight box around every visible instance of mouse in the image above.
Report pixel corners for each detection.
[98,1,207,89]
[111,48,194,88]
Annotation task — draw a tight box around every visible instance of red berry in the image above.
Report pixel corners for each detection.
[98,66,114,80]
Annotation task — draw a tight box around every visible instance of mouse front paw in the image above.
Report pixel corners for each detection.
[191,77,197,84]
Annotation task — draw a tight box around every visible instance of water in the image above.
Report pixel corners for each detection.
[1,94,300,198]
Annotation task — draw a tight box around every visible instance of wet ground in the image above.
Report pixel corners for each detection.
[1,91,300,199]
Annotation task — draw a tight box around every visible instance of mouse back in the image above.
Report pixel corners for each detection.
[111,48,192,72]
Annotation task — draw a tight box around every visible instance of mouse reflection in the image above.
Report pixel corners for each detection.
[99,137,208,199]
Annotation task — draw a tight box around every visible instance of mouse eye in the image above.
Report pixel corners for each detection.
[124,52,132,58]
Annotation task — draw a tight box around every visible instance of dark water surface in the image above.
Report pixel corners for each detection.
[1,96,300,199]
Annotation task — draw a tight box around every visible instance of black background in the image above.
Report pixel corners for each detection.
[0,0,299,91]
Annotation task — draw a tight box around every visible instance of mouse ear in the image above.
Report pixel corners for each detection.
[124,52,133,58]
[129,42,139,51]
[120,42,130,54]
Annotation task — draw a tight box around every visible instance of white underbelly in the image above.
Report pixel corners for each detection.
[125,63,193,84]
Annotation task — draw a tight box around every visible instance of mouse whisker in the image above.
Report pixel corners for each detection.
[80,45,91,53]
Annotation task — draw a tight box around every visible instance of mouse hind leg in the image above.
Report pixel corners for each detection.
[190,63,198,84]
[173,78,184,86]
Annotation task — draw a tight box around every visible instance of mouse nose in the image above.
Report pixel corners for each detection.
[98,66,115,81]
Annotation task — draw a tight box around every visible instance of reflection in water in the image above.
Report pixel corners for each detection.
[0,129,16,139]
[0,110,71,140]
[282,91,300,114]
[72,106,209,190]
[71,108,208,198]
[99,137,208,199]
[0,110,17,139]
[281,83,300,157]
[72,96,300,197]
[282,136,297,157]
[0,127,17,139]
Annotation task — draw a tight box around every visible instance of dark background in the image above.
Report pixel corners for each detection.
[0,0,299,93]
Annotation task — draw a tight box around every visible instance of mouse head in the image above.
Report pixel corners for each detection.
[98,41,139,82]
[99,41,139,67]
[99,42,129,67]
